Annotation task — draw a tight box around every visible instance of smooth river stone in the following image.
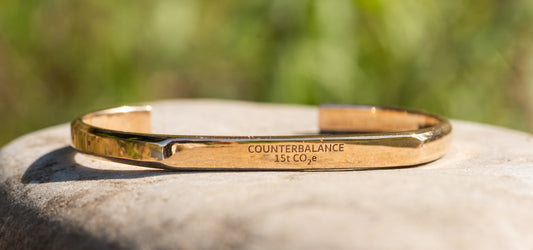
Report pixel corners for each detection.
[1,99,533,249]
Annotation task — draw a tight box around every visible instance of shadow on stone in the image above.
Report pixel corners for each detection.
[21,146,178,184]
[0,184,128,249]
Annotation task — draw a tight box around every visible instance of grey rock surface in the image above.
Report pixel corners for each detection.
[1,99,533,250]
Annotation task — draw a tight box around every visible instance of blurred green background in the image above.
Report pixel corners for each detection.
[1,0,533,146]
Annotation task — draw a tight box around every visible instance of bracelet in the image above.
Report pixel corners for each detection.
[71,104,452,170]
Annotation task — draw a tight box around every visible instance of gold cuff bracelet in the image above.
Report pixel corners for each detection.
[71,105,452,170]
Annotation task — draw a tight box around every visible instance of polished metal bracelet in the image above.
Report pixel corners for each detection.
[71,104,452,170]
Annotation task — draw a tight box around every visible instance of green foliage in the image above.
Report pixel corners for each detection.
[1,0,533,146]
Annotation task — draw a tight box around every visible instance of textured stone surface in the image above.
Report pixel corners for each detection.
[1,99,533,250]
